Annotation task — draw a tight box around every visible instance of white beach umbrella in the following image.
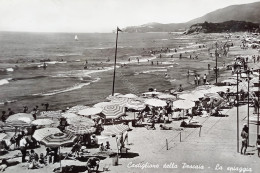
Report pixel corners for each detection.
[118,93,138,99]
[157,93,176,100]
[145,98,167,107]
[126,100,146,110]
[32,119,55,126]
[172,100,195,109]
[61,113,78,119]
[179,92,204,101]
[78,107,103,116]
[93,102,112,109]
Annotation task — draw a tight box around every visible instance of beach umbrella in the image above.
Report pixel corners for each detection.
[204,93,222,99]
[6,114,33,127]
[40,110,62,119]
[157,94,176,100]
[144,98,167,107]
[41,132,77,148]
[6,113,34,122]
[0,133,7,141]
[118,94,138,99]
[31,119,55,126]
[102,104,125,119]
[78,107,102,116]
[66,125,96,135]
[126,100,146,110]
[110,97,130,106]
[102,124,129,136]
[172,100,195,109]
[67,116,95,127]
[33,127,62,141]
[93,102,112,109]
[67,105,89,113]
[179,92,204,101]
[61,113,77,119]
[41,132,77,171]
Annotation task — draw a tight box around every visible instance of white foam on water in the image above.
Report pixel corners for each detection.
[6,68,14,72]
[33,77,101,96]
[52,66,116,78]
[45,61,67,64]
[0,78,12,86]
[0,100,17,105]
[142,69,167,74]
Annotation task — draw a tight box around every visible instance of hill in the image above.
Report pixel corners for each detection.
[184,21,260,34]
[122,1,260,33]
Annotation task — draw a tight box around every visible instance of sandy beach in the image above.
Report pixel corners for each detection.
[1,32,260,173]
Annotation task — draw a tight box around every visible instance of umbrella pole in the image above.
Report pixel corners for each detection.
[59,147,62,172]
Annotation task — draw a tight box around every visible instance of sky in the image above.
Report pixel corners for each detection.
[0,0,259,33]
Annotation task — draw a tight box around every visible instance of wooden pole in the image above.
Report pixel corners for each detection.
[237,71,239,153]
[166,139,168,150]
[247,73,250,144]
[180,132,182,142]
[112,28,119,96]
[199,127,202,137]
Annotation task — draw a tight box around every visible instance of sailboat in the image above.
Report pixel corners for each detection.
[74,35,78,41]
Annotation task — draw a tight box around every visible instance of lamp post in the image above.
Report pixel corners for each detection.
[215,42,219,83]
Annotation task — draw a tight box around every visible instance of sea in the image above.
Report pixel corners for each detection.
[0,31,228,112]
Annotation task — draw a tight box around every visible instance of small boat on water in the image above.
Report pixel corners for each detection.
[75,35,78,41]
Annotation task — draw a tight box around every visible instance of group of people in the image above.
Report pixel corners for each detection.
[194,74,207,85]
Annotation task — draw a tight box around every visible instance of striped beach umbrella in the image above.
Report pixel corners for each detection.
[32,119,54,126]
[78,107,102,116]
[102,104,125,119]
[67,116,95,127]
[41,132,77,148]
[33,127,62,141]
[66,125,96,135]
[102,124,129,136]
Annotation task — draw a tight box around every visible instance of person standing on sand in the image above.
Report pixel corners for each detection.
[241,124,249,155]
[23,106,28,113]
[203,74,207,85]
[194,75,197,85]
[197,75,201,85]
[208,64,210,70]
[8,108,14,116]
[20,132,28,162]
[1,111,6,122]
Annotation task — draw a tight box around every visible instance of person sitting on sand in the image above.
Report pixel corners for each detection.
[86,157,100,172]
[159,124,172,130]
[105,141,110,150]
[38,153,47,166]
[99,143,106,152]
[177,84,183,92]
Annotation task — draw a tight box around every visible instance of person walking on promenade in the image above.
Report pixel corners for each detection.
[197,75,201,85]
[241,124,249,155]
